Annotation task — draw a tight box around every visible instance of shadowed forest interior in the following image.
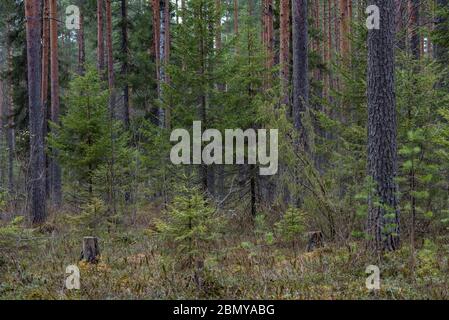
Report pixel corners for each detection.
[1,0,449,299]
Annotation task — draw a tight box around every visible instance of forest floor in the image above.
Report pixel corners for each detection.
[1,204,449,300]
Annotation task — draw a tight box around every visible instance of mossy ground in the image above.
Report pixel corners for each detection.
[1,206,448,300]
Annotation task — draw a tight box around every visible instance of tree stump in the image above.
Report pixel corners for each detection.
[306,231,323,252]
[81,236,100,263]
[193,259,205,291]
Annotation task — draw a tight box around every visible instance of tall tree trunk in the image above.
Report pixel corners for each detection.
[0,79,3,185]
[78,0,86,75]
[105,0,115,102]
[121,0,130,127]
[280,0,290,106]
[198,1,208,193]
[408,0,420,59]
[323,0,329,98]
[157,0,168,128]
[215,0,224,198]
[97,0,105,74]
[50,0,62,206]
[41,0,49,112]
[333,0,340,61]
[105,0,117,214]
[339,0,349,61]
[366,0,400,252]
[434,0,448,63]
[151,0,161,124]
[263,0,274,86]
[42,0,50,198]
[7,42,14,195]
[395,0,406,50]
[25,0,46,224]
[326,0,332,96]
[234,0,239,36]
[164,0,171,129]
[292,0,309,149]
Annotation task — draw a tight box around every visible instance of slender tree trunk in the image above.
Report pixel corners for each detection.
[334,0,340,60]
[327,0,332,95]
[97,0,105,74]
[263,0,274,86]
[78,0,86,75]
[157,0,168,128]
[151,0,161,124]
[339,0,349,60]
[42,0,50,198]
[0,79,3,185]
[292,0,309,149]
[408,0,420,59]
[434,0,448,63]
[215,0,224,198]
[323,0,329,98]
[50,0,62,206]
[366,0,400,252]
[395,0,406,50]
[41,0,49,112]
[25,0,46,224]
[164,0,171,129]
[7,42,14,195]
[121,0,130,127]
[280,0,290,106]
[105,0,117,214]
[234,0,239,36]
[198,1,208,193]
[105,0,115,110]
[159,0,166,128]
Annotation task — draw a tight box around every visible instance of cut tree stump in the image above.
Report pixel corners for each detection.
[306,231,323,252]
[81,236,100,263]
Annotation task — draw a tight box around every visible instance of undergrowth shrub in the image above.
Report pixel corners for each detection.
[151,187,225,268]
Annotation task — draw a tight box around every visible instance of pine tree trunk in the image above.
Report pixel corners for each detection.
[25,0,46,224]
[78,0,86,75]
[280,0,290,106]
[41,0,49,111]
[366,0,400,252]
[42,0,50,198]
[121,0,130,127]
[0,79,3,185]
[234,0,239,36]
[333,0,340,60]
[50,0,62,207]
[105,0,115,112]
[292,0,309,148]
[265,0,274,84]
[339,0,349,61]
[157,0,168,128]
[408,0,420,59]
[97,0,105,74]
[215,0,224,198]
[159,0,166,128]
[105,0,117,214]
[434,0,448,63]
[395,0,406,50]
[7,43,14,195]
[327,0,332,96]
[164,0,171,129]
[151,0,161,125]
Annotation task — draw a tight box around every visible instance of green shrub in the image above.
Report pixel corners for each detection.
[275,207,306,246]
[152,187,224,268]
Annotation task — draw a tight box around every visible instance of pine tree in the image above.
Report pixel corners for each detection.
[50,0,62,206]
[25,0,46,224]
[366,0,400,252]
[49,69,131,203]
[292,0,309,149]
